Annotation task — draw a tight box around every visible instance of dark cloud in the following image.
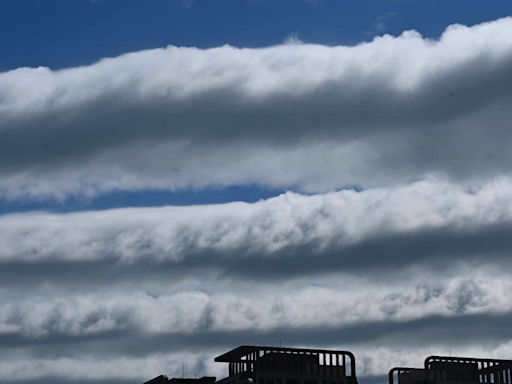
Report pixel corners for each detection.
[2,311,512,359]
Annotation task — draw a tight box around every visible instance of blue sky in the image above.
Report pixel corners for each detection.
[1,0,511,213]
[3,2,512,384]
[3,0,512,70]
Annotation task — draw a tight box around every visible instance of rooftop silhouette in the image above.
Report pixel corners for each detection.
[143,346,357,384]
[215,345,357,384]
[143,347,512,384]
[389,355,512,384]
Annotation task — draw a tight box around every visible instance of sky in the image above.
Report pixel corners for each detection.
[2,0,512,383]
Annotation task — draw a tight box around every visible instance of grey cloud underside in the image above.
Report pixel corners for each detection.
[2,18,512,197]
[2,312,512,357]
[1,178,512,289]
[1,222,512,290]
[2,49,511,173]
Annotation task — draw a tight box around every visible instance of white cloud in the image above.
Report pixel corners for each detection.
[2,178,512,264]
[2,272,511,338]
[1,18,512,199]
[368,12,397,35]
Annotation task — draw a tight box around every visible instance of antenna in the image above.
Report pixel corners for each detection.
[182,362,185,378]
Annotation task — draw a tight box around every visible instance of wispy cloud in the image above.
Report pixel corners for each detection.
[283,32,304,45]
[179,0,195,8]
[367,12,397,35]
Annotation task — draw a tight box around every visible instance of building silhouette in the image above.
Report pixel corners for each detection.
[389,356,512,384]
[215,346,357,384]
[143,347,512,384]
[143,346,357,384]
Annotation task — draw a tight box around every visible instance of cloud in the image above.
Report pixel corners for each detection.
[0,266,512,380]
[1,276,511,347]
[2,298,512,383]
[283,33,304,45]
[0,179,511,382]
[1,178,512,269]
[368,12,397,35]
[3,15,512,384]
[1,18,512,199]
[179,0,195,8]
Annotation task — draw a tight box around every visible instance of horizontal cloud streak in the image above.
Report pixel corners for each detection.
[1,179,512,268]
[1,18,512,198]
[1,271,512,379]
[1,277,511,352]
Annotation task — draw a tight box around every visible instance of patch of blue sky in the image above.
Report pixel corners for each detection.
[1,0,511,71]
[0,185,281,215]
[0,185,363,215]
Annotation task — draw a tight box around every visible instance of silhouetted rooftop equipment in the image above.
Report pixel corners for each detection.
[389,356,512,384]
[215,345,357,384]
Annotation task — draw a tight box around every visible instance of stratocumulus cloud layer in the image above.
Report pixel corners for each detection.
[2,180,512,383]
[1,18,512,199]
[3,15,512,384]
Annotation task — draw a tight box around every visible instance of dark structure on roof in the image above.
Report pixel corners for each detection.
[389,356,512,384]
[215,346,357,384]
[143,348,512,384]
[142,346,357,384]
